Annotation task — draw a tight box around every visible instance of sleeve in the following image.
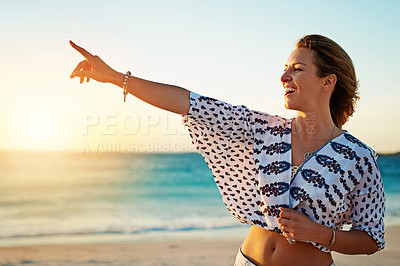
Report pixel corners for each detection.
[348,152,386,251]
[182,91,256,151]
[181,91,259,225]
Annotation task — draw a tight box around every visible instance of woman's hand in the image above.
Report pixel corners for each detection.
[70,41,121,84]
[277,207,332,245]
[69,40,190,115]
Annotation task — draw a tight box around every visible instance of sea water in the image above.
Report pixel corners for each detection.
[0,151,399,246]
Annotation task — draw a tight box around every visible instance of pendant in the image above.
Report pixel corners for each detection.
[291,166,299,182]
[303,152,312,160]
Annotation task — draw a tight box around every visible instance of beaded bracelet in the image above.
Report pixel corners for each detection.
[123,71,132,102]
[328,228,336,248]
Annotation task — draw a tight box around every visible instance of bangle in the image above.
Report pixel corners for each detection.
[328,227,336,248]
[123,71,132,102]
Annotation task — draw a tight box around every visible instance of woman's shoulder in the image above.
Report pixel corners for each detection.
[188,90,290,124]
[335,130,378,161]
[252,109,292,127]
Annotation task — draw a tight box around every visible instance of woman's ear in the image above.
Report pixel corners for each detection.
[322,74,337,92]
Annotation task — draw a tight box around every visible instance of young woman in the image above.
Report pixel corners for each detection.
[70,34,385,266]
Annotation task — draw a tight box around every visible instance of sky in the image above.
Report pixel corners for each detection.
[0,0,399,153]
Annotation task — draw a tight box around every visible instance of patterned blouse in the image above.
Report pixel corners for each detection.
[182,91,385,252]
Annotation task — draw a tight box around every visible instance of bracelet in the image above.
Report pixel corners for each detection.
[123,71,132,102]
[328,227,336,248]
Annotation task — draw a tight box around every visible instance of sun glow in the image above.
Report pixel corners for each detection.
[2,92,80,151]
[5,106,63,151]
[21,109,56,141]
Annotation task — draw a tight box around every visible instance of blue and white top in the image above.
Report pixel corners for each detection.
[182,91,385,252]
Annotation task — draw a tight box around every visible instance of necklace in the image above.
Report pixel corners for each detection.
[293,119,336,160]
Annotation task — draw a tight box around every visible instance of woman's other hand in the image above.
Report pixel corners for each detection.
[278,207,332,246]
[70,41,120,84]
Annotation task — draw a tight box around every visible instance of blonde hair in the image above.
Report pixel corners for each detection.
[296,35,359,129]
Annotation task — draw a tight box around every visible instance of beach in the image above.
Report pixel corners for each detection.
[0,225,398,265]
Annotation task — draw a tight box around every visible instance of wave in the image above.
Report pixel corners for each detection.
[387,210,400,216]
[0,223,245,240]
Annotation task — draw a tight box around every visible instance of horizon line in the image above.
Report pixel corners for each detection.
[0,149,399,156]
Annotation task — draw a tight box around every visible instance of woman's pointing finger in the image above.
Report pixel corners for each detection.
[69,40,94,59]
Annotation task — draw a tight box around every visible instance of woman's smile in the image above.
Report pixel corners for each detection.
[284,86,297,97]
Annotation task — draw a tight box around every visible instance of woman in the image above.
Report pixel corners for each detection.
[70,34,385,266]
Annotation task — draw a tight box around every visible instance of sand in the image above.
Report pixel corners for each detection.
[0,226,398,266]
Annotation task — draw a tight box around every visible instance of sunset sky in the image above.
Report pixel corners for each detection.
[1,0,399,153]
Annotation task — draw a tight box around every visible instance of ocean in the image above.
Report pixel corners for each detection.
[0,151,399,247]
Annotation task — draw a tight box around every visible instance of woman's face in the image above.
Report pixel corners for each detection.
[281,47,325,112]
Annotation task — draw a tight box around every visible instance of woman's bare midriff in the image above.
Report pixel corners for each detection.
[241,226,332,266]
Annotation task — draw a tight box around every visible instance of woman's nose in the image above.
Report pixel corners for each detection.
[280,69,291,83]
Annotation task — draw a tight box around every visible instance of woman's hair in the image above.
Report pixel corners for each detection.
[296,34,359,129]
